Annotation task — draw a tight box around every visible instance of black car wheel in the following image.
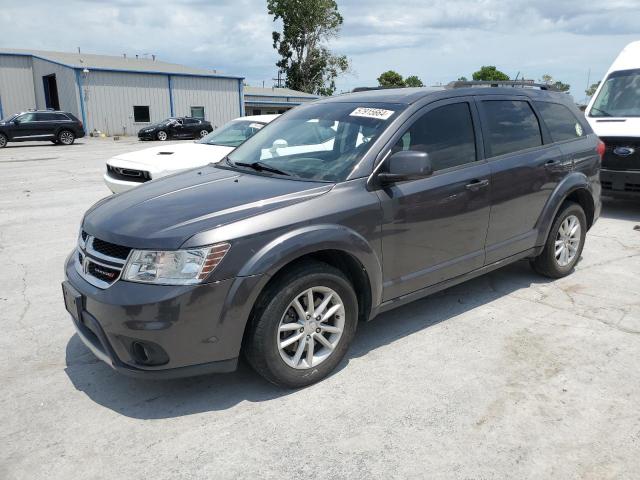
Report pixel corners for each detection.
[531,201,587,278]
[0,133,7,148]
[156,130,168,141]
[244,261,358,388]
[58,130,75,145]
[199,129,209,138]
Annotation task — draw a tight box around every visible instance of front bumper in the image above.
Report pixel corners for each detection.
[138,130,156,140]
[103,172,139,194]
[601,169,640,198]
[64,252,261,378]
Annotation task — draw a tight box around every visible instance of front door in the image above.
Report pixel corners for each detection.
[377,99,491,301]
[11,112,38,140]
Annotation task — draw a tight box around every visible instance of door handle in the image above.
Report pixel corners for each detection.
[544,159,561,168]
[465,179,490,191]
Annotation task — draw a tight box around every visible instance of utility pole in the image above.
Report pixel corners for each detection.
[272,70,285,88]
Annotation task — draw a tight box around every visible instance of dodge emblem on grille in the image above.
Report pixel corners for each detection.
[613,146,635,157]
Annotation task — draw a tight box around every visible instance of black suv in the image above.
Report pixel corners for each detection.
[63,84,602,387]
[138,117,213,141]
[0,110,85,148]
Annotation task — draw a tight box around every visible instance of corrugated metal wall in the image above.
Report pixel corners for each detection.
[0,55,36,117]
[171,76,240,129]
[82,71,171,135]
[31,58,80,118]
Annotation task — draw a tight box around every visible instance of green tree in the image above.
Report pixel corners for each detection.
[472,66,509,81]
[541,74,570,92]
[585,81,601,97]
[404,75,424,87]
[267,0,350,96]
[457,76,468,82]
[377,70,405,87]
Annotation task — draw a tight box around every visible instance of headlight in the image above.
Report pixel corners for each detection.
[144,128,154,132]
[122,243,230,285]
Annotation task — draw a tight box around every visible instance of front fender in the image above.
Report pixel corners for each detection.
[238,224,383,309]
[535,171,593,246]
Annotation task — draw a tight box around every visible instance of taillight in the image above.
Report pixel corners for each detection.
[596,140,605,159]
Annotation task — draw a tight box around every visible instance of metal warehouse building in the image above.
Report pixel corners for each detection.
[244,86,318,115]
[0,48,244,136]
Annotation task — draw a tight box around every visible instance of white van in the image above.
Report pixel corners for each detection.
[585,41,640,198]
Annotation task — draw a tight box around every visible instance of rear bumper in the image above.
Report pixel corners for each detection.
[601,169,640,198]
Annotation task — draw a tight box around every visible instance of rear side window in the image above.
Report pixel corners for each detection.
[35,112,69,121]
[481,100,542,157]
[392,102,477,171]
[534,101,584,142]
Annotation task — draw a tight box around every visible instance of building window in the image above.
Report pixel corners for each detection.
[252,109,261,115]
[133,106,150,123]
[190,106,205,120]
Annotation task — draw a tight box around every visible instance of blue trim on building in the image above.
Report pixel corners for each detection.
[0,52,245,80]
[74,69,88,133]
[238,80,244,116]
[168,74,175,117]
[244,100,303,106]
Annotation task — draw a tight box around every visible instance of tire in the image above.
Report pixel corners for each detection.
[199,129,209,138]
[244,261,358,388]
[531,202,587,278]
[156,130,168,141]
[0,133,7,148]
[58,130,75,145]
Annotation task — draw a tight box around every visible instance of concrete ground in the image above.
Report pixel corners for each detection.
[1,137,640,479]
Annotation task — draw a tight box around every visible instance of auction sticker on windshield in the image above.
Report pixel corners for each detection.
[350,107,395,120]
[249,123,264,129]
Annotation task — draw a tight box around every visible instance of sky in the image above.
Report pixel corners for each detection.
[1,0,639,103]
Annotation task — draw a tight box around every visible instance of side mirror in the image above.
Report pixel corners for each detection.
[377,150,433,185]
[12,119,20,125]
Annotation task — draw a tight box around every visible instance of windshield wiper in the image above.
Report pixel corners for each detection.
[591,106,612,117]
[231,160,291,176]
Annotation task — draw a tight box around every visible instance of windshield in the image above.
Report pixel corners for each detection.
[161,118,180,125]
[226,102,402,182]
[590,69,640,117]
[200,120,266,147]
[1,114,16,123]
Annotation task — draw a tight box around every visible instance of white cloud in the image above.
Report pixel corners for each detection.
[1,0,639,101]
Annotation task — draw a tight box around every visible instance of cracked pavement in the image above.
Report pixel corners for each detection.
[1,138,640,479]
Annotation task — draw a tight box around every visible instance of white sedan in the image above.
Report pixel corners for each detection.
[104,115,279,193]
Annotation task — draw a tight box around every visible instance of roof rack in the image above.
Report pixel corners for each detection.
[447,80,559,91]
[351,86,399,93]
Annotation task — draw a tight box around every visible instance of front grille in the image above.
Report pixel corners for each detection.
[76,233,131,288]
[92,237,132,260]
[106,164,151,183]
[600,137,640,172]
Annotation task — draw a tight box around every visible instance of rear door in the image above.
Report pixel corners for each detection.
[477,96,566,263]
[34,112,63,138]
[378,97,491,300]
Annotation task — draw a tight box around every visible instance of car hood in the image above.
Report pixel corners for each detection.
[586,117,640,138]
[107,143,234,174]
[84,165,333,249]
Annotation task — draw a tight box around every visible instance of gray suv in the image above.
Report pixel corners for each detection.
[62,85,602,387]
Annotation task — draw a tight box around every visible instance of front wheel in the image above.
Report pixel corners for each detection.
[531,202,587,278]
[156,130,168,141]
[0,133,7,148]
[199,129,209,138]
[58,130,75,145]
[244,261,358,388]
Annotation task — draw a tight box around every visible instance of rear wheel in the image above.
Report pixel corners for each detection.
[0,133,7,148]
[531,202,587,278]
[156,130,168,141]
[199,129,209,138]
[244,261,358,388]
[58,130,75,145]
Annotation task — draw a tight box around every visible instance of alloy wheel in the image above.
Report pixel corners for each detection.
[555,214,581,267]
[277,286,345,369]
[199,129,209,138]
[59,131,74,145]
[0,134,6,148]
[157,131,168,141]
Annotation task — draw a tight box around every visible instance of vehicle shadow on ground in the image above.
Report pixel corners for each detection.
[65,260,549,419]
[600,197,640,222]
